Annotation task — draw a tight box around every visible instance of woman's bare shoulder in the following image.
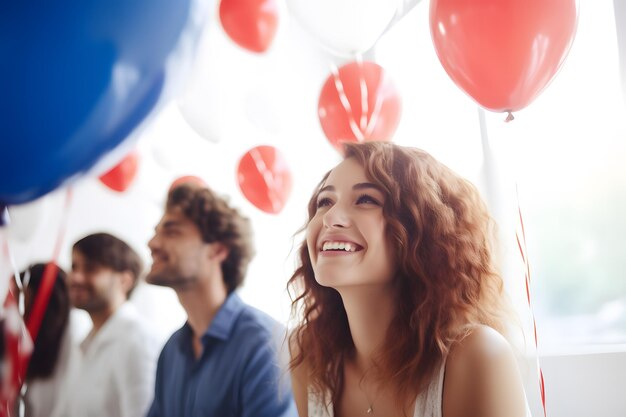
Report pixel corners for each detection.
[442,325,527,417]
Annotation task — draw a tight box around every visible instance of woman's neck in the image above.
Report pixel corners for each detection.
[337,283,395,371]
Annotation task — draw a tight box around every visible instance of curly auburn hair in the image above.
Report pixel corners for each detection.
[288,142,511,408]
[167,183,255,293]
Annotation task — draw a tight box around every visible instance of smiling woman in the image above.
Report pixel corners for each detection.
[305,157,393,290]
[288,142,531,417]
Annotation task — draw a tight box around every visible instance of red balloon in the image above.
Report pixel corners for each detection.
[169,175,207,192]
[98,151,139,192]
[318,61,402,154]
[219,0,279,53]
[430,0,577,114]
[237,145,292,214]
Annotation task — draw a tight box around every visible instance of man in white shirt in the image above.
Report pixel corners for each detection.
[53,232,160,417]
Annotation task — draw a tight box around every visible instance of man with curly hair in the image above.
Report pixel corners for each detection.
[146,182,295,417]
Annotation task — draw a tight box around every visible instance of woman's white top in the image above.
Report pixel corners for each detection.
[308,358,533,417]
[22,326,73,417]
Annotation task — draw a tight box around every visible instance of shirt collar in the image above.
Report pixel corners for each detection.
[81,302,137,353]
[204,292,245,341]
[177,293,245,354]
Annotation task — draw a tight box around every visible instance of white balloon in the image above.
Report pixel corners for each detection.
[6,197,49,243]
[395,0,422,20]
[287,0,398,57]
[177,12,241,144]
[389,0,423,28]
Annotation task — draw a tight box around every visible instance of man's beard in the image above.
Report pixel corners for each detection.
[146,267,198,290]
[69,287,110,314]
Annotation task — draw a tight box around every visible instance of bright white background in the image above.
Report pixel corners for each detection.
[1,1,625,416]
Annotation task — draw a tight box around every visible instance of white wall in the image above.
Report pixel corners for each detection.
[528,350,626,417]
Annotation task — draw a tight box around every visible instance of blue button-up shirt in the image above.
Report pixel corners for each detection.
[146,293,297,417]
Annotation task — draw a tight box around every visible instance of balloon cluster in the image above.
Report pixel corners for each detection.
[288,0,412,153]
[0,0,578,215]
[288,0,577,149]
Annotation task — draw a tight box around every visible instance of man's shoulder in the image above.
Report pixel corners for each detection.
[111,304,164,351]
[115,306,156,334]
[237,302,281,331]
[158,323,188,350]
[230,302,285,346]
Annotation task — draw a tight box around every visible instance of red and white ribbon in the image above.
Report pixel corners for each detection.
[0,188,73,415]
[515,191,547,417]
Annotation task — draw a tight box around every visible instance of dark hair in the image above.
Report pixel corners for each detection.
[72,233,143,298]
[166,184,255,293]
[19,263,70,380]
[289,142,511,408]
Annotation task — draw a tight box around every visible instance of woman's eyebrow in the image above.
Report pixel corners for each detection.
[318,182,383,194]
[353,182,383,192]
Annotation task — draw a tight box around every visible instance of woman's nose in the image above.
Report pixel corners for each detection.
[322,202,351,229]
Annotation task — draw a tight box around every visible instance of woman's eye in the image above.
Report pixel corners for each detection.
[356,194,381,205]
[316,197,332,208]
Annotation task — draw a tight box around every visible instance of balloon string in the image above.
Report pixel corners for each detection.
[0,286,33,417]
[0,213,25,315]
[1,239,19,302]
[515,187,547,417]
[363,66,386,138]
[356,55,369,133]
[1,237,33,416]
[330,63,365,143]
[249,148,280,213]
[505,111,515,122]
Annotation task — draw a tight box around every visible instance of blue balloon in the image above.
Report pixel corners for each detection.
[0,0,204,205]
